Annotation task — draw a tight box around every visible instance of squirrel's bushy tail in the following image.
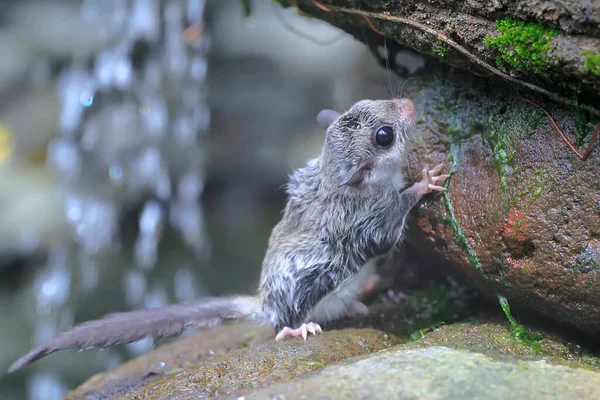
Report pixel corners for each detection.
[8,295,262,373]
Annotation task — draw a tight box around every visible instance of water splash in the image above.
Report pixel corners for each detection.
[27,372,69,400]
[28,1,210,396]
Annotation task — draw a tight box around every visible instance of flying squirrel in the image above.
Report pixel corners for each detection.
[8,98,449,373]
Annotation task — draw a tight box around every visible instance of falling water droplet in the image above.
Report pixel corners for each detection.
[27,372,69,400]
[123,269,147,306]
[174,268,198,302]
[139,201,163,234]
[108,165,124,183]
[46,138,81,179]
[27,0,212,383]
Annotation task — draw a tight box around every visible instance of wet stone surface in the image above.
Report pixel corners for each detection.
[291,0,600,109]
[65,325,399,400]
[237,346,600,400]
[282,3,600,336]
[65,317,600,399]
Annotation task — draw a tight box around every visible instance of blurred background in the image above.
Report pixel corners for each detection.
[0,0,426,398]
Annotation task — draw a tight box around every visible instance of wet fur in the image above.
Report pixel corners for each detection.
[8,296,261,373]
[9,99,424,373]
[260,99,419,329]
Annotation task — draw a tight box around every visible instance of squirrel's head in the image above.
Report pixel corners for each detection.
[317,98,415,190]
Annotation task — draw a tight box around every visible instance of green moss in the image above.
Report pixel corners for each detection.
[407,320,600,371]
[582,355,600,368]
[442,154,486,279]
[443,151,542,351]
[380,1,394,10]
[382,22,396,38]
[299,360,325,368]
[240,0,253,17]
[403,281,475,342]
[531,169,549,200]
[436,44,449,58]
[408,322,446,342]
[583,50,600,76]
[572,102,598,147]
[437,95,471,141]
[498,295,543,352]
[515,167,549,213]
[527,111,546,133]
[486,115,514,190]
[484,18,558,74]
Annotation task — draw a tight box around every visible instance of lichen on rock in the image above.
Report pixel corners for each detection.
[583,50,600,76]
[290,0,600,114]
[65,326,400,399]
[64,314,600,399]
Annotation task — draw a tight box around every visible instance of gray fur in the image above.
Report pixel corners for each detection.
[316,109,340,129]
[9,98,434,373]
[8,295,261,373]
[306,257,379,323]
[259,98,421,330]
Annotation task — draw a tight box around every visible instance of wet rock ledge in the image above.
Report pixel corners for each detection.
[64,323,398,399]
[268,0,600,338]
[64,318,600,399]
[284,0,600,112]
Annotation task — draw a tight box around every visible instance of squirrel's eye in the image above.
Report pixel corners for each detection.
[374,126,394,147]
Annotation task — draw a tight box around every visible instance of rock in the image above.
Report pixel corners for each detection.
[63,322,272,399]
[233,319,600,399]
[403,319,600,367]
[276,1,600,335]
[239,346,600,400]
[288,0,600,114]
[62,281,481,399]
[64,324,399,399]
[396,65,600,335]
[68,318,600,399]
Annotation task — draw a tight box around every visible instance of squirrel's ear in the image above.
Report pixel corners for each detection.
[316,109,340,129]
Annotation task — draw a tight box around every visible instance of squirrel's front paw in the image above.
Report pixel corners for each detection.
[417,163,450,197]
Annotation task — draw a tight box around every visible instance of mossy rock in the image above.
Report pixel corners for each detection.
[62,281,480,399]
[283,0,600,113]
[241,346,600,399]
[64,325,399,399]
[64,318,600,399]
[393,62,600,336]
[483,17,558,75]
